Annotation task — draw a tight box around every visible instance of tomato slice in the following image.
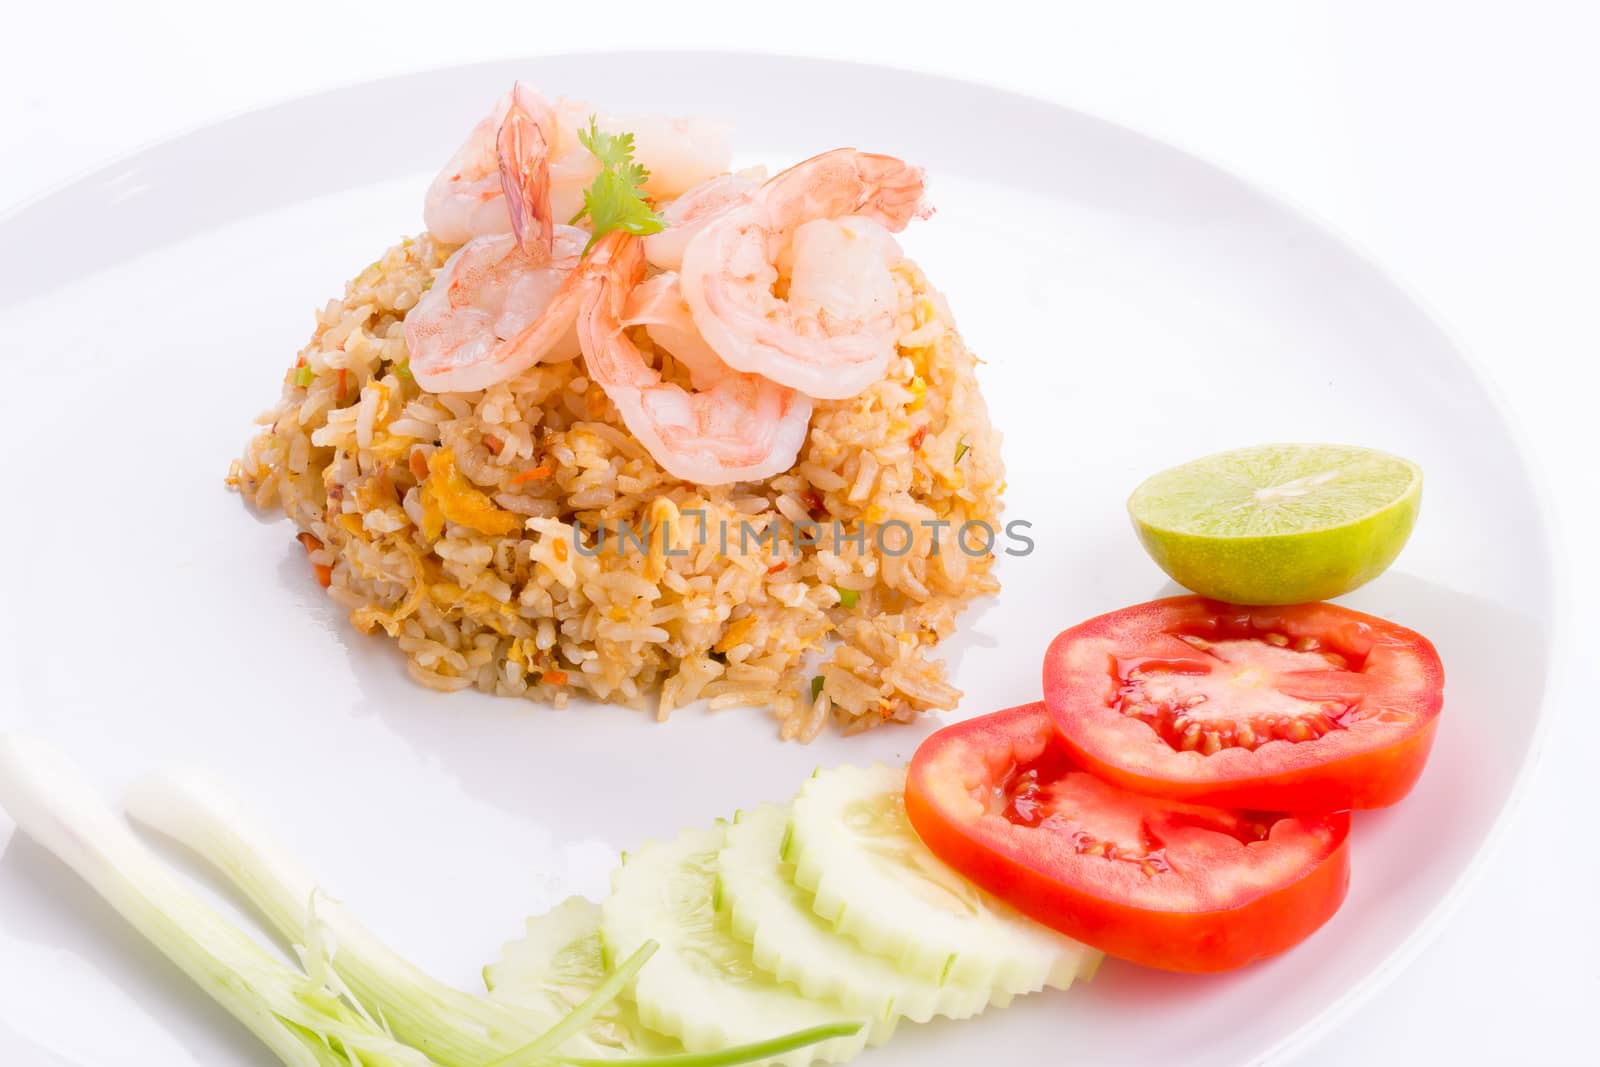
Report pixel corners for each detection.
[1042,596,1444,811]
[905,702,1350,972]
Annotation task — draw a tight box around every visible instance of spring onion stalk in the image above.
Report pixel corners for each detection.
[126,770,541,1067]
[558,1023,864,1067]
[0,734,431,1067]
[122,767,860,1067]
[0,738,855,1067]
[484,945,653,1067]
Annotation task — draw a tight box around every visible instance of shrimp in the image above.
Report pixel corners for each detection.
[550,100,734,209]
[677,149,931,400]
[577,236,813,485]
[621,271,730,387]
[643,172,761,271]
[426,86,733,246]
[424,83,558,246]
[406,100,595,393]
[404,226,592,393]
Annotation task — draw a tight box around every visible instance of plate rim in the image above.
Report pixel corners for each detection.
[0,50,1569,1067]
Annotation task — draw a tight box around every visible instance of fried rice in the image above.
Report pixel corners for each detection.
[230,233,1004,739]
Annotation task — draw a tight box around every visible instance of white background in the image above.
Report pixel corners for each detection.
[4,1,1596,1062]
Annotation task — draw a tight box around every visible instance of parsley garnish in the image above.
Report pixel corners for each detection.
[569,117,665,250]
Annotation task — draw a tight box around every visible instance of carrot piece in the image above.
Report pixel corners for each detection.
[542,669,569,686]
[909,425,928,451]
[767,560,789,574]
[508,464,553,486]
[337,368,349,401]
[296,533,332,588]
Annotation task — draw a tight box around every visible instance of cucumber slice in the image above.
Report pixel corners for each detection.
[788,764,1098,997]
[485,895,679,1057]
[721,804,990,1036]
[601,825,870,1067]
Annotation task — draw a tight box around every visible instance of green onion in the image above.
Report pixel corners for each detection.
[810,675,825,701]
[954,439,970,464]
[292,365,315,389]
[395,358,413,381]
[0,743,862,1067]
[129,769,526,1066]
[485,942,657,1067]
[559,1022,864,1067]
[0,736,432,1067]
[835,587,859,609]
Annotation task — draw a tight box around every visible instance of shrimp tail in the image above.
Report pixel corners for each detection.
[496,85,554,256]
[856,152,934,227]
[578,233,648,347]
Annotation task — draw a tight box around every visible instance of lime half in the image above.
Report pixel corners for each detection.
[1127,443,1422,605]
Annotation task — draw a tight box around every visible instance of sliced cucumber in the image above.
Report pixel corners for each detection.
[788,764,1098,997]
[485,895,679,1057]
[600,825,870,1067]
[721,804,990,1037]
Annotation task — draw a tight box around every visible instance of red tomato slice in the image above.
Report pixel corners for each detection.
[1043,596,1444,811]
[906,702,1351,972]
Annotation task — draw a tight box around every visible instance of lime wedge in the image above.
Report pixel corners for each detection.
[1127,443,1422,605]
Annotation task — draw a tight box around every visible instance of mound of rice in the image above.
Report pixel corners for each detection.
[230,233,1004,739]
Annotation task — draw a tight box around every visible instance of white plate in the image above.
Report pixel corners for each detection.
[0,54,1555,1067]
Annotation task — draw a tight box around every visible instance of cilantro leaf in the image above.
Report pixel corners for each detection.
[569,116,665,249]
[577,121,636,171]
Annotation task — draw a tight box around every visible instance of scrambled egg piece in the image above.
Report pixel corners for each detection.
[418,448,520,540]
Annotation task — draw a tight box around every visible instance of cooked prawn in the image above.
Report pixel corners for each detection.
[424,83,558,246]
[426,86,733,246]
[642,171,761,271]
[678,149,930,400]
[548,100,733,222]
[577,235,813,485]
[621,271,730,387]
[404,226,591,393]
[407,109,593,393]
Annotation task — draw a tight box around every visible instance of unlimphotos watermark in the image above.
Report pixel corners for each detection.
[566,514,1035,558]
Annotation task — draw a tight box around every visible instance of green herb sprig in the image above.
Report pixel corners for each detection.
[570,118,666,250]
